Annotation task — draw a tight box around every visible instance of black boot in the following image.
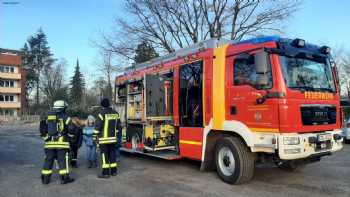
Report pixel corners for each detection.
[111,168,118,176]
[41,175,51,184]
[60,175,75,184]
[97,174,110,179]
[71,160,78,168]
[98,168,110,178]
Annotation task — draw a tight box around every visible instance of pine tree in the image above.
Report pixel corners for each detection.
[21,28,55,106]
[134,41,159,64]
[69,59,85,109]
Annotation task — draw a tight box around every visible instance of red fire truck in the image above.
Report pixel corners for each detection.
[115,36,343,184]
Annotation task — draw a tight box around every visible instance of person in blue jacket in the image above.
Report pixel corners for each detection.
[82,115,97,168]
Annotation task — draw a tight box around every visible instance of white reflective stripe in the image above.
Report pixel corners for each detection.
[103,116,108,138]
[93,130,100,134]
[102,153,109,168]
[42,135,49,140]
[99,136,117,144]
[41,169,53,175]
[65,152,69,174]
[65,117,71,125]
[45,141,69,145]
[110,163,117,168]
[59,169,68,175]
[98,114,104,121]
[44,145,70,149]
[99,141,117,144]
[99,137,117,141]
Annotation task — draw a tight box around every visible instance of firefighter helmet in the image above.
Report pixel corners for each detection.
[53,100,67,109]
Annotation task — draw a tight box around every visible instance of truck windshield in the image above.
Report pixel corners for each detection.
[279,55,335,92]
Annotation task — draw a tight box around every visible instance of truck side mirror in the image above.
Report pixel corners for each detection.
[255,50,270,88]
[255,50,268,74]
[256,74,269,86]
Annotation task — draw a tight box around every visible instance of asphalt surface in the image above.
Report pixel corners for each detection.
[1,124,350,197]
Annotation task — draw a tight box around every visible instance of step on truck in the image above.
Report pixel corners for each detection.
[114,36,343,184]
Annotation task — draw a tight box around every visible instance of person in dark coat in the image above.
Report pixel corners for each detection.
[67,117,83,168]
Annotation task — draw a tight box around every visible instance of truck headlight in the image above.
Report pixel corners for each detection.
[283,136,300,145]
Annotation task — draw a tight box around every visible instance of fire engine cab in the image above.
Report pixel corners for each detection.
[115,36,343,184]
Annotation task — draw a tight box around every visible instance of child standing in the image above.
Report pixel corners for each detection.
[82,115,97,168]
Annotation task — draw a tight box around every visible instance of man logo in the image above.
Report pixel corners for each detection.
[255,112,262,121]
[315,111,328,119]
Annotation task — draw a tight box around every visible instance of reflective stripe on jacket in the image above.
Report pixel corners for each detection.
[44,136,70,149]
[94,107,121,144]
[43,111,71,149]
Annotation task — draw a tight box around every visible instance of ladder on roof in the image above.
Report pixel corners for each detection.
[124,38,230,73]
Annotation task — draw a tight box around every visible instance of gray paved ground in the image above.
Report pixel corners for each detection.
[1,124,350,197]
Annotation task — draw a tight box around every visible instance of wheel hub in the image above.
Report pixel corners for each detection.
[223,155,231,167]
[218,146,235,176]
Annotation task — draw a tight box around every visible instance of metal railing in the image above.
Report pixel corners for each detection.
[0,115,40,124]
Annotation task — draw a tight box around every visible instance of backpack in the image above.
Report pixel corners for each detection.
[47,112,64,137]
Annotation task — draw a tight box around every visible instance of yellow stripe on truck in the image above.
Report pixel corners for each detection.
[249,127,280,133]
[180,140,202,146]
[212,44,229,130]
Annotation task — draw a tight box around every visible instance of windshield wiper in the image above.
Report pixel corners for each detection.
[289,86,335,93]
[289,86,315,92]
[313,87,335,93]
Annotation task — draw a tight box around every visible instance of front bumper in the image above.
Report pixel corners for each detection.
[277,129,343,160]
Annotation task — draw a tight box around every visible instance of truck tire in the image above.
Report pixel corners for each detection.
[276,161,306,172]
[344,138,350,144]
[215,136,255,184]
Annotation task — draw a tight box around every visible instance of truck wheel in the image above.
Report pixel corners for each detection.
[215,136,255,184]
[344,138,350,144]
[276,161,306,172]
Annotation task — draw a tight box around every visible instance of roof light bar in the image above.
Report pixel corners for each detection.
[320,46,331,54]
[291,38,305,48]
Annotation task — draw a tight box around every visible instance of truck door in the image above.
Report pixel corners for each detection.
[225,51,280,132]
[178,60,204,160]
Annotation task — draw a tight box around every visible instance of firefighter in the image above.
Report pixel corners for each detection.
[93,98,121,178]
[40,100,75,184]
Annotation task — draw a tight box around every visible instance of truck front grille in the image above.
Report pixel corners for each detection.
[301,105,336,125]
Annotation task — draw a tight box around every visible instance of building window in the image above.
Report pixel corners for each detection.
[0,94,14,102]
[0,80,15,87]
[0,109,15,116]
[0,65,15,73]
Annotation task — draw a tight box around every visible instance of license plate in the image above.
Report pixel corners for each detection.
[320,143,327,149]
[318,133,332,142]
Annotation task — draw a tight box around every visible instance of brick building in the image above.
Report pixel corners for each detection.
[0,48,26,117]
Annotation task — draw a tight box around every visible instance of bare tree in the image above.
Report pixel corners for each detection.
[98,0,300,61]
[97,51,120,100]
[332,47,350,99]
[40,58,69,107]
